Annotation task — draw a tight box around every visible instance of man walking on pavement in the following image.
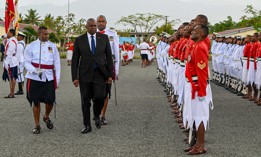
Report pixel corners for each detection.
[97,15,120,125]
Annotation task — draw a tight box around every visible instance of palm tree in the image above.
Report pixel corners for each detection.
[24,9,41,25]
[23,26,38,43]
[41,14,55,29]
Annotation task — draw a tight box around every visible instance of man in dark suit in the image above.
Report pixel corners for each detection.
[71,18,113,134]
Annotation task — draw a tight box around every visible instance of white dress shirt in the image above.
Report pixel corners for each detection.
[87,33,96,51]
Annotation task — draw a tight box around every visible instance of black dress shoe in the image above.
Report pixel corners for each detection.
[95,118,101,129]
[81,126,92,134]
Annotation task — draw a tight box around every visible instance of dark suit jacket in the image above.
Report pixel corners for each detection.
[71,32,113,83]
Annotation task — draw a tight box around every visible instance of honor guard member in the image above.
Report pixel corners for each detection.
[97,15,120,125]
[242,35,253,99]
[3,29,19,98]
[65,40,74,66]
[256,33,261,105]
[249,33,259,101]
[24,26,61,134]
[184,24,212,155]
[15,31,26,95]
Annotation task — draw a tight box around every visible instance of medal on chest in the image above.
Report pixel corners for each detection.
[48,45,53,53]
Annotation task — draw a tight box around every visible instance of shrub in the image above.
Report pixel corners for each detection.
[60,52,66,59]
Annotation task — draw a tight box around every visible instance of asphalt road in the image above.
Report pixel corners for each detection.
[0,59,260,157]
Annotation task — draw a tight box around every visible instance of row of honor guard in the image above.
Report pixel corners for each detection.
[211,32,261,105]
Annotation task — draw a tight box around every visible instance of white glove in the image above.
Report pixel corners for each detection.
[33,68,43,76]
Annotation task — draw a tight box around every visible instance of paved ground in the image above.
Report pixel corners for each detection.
[0,59,261,157]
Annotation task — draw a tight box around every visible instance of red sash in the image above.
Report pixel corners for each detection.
[32,63,57,89]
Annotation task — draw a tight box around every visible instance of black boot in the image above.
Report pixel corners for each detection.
[15,82,24,95]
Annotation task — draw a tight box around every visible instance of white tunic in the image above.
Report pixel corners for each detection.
[101,28,120,77]
[137,42,150,54]
[3,36,19,69]
[17,40,25,63]
[24,39,61,85]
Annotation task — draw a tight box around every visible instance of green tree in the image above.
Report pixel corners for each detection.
[23,26,38,43]
[49,32,59,43]
[24,9,41,25]
[41,14,55,29]
[237,5,261,31]
[117,13,168,33]
[209,5,261,33]
[209,16,236,33]
[154,19,179,35]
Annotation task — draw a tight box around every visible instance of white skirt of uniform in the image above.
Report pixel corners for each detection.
[173,63,179,95]
[66,50,73,60]
[121,51,128,60]
[183,82,212,130]
[127,51,133,60]
[148,51,153,61]
[242,60,248,84]
[183,82,193,129]
[247,62,256,84]
[255,60,261,89]
[166,60,173,84]
[177,66,185,105]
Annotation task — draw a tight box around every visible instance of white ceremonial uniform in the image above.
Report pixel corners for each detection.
[156,41,163,70]
[217,43,227,76]
[3,36,18,69]
[101,28,120,78]
[162,44,170,74]
[211,40,217,73]
[16,40,26,82]
[24,39,61,85]
[137,42,150,53]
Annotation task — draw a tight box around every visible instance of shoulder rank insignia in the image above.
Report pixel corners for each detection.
[197,61,206,70]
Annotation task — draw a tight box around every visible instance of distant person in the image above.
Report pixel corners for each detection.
[2,29,18,98]
[1,34,7,62]
[65,40,74,66]
[15,31,26,95]
[136,39,151,68]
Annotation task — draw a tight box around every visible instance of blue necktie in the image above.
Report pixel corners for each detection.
[91,35,97,68]
[91,35,96,54]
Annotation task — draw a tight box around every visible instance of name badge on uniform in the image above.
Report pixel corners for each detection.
[48,46,53,53]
